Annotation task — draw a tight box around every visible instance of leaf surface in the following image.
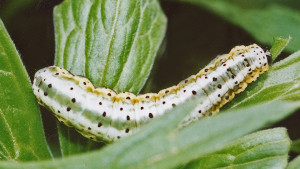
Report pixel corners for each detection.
[0,101,298,168]
[182,128,290,169]
[287,155,300,169]
[270,36,291,61]
[0,19,52,161]
[54,0,167,156]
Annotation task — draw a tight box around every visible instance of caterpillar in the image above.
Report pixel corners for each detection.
[32,44,270,142]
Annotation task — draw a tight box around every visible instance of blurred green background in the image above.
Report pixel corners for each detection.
[0,0,299,159]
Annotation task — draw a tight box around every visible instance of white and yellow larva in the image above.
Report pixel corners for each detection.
[32,44,270,142]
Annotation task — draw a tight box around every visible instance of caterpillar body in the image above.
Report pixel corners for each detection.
[33,44,269,142]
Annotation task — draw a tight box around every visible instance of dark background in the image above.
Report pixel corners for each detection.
[0,0,299,159]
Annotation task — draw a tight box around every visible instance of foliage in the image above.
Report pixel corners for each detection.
[0,20,52,161]
[0,0,299,168]
[177,0,300,53]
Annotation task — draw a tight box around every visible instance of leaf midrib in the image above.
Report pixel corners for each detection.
[100,0,121,85]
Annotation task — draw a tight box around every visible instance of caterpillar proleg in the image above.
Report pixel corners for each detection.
[32,44,270,142]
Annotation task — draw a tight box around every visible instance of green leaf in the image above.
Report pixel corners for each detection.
[177,0,300,53]
[53,0,167,156]
[287,155,300,169]
[0,101,298,168]
[0,19,52,161]
[54,0,167,94]
[291,139,300,153]
[224,48,300,109]
[148,101,297,169]
[181,128,290,169]
[270,36,291,61]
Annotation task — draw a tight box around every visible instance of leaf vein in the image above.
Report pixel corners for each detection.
[0,109,19,160]
[100,0,121,84]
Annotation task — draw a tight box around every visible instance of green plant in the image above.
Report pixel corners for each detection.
[0,0,299,168]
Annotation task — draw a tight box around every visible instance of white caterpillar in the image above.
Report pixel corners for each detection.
[32,44,270,142]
